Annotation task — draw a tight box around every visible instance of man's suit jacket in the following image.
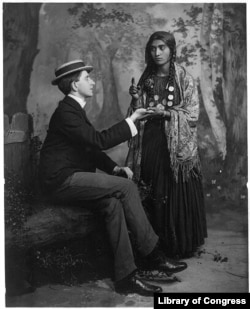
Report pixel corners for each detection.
[39,96,132,192]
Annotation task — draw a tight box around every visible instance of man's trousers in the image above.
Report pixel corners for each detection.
[52,172,159,281]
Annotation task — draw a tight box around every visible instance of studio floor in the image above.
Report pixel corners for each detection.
[5,208,249,307]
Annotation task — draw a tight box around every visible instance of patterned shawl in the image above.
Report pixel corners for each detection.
[125,63,201,183]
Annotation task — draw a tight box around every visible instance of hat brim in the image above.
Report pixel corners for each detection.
[51,66,93,85]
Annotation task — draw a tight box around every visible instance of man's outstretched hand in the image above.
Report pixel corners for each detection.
[130,108,154,122]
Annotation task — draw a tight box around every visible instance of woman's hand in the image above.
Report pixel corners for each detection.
[147,107,171,120]
[147,106,164,117]
[129,77,141,100]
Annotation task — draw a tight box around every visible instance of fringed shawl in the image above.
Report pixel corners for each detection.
[125,64,201,183]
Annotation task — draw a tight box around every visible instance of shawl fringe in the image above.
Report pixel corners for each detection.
[170,153,202,183]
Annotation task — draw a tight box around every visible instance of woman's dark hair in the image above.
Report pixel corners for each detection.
[145,31,176,66]
[139,31,176,90]
[57,71,82,95]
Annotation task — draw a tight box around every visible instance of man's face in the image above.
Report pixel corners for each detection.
[150,39,171,66]
[74,70,95,98]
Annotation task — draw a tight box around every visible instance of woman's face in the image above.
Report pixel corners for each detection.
[149,39,171,66]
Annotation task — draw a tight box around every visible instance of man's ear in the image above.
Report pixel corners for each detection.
[71,81,78,92]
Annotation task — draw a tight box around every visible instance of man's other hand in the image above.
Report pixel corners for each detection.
[113,166,134,180]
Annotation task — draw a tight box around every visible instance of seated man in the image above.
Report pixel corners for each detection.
[39,59,187,296]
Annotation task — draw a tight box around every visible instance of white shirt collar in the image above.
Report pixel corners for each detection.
[68,93,86,109]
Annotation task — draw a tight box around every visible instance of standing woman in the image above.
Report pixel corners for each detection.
[126,31,207,258]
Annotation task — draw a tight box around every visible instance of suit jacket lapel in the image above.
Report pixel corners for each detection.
[63,96,92,126]
[81,109,92,126]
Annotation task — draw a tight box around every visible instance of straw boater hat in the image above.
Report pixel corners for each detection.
[51,60,93,85]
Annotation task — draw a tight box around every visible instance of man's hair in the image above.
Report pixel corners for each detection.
[57,71,82,95]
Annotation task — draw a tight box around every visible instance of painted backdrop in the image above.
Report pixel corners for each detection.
[3,2,247,225]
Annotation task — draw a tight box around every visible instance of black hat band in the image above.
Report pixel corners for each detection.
[55,61,85,77]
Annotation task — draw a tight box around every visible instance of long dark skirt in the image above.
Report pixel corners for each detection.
[140,119,207,258]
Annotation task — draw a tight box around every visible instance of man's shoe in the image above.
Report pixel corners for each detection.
[115,274,162,297]
[145,247,187,274]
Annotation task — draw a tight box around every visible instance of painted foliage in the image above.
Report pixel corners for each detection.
[3,2,247,205]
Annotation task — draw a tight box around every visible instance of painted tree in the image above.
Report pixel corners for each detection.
[173,4,246,164]
[200,3,227,160]
[200,3,246,176]
[68,3,163,129]
[67,4,128,128]
[41,4,90,67]
[170,5,219,158]
[3,3,41,117]
[172,5,203,67]
[28,4,106,137]
[222,4,247,177]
